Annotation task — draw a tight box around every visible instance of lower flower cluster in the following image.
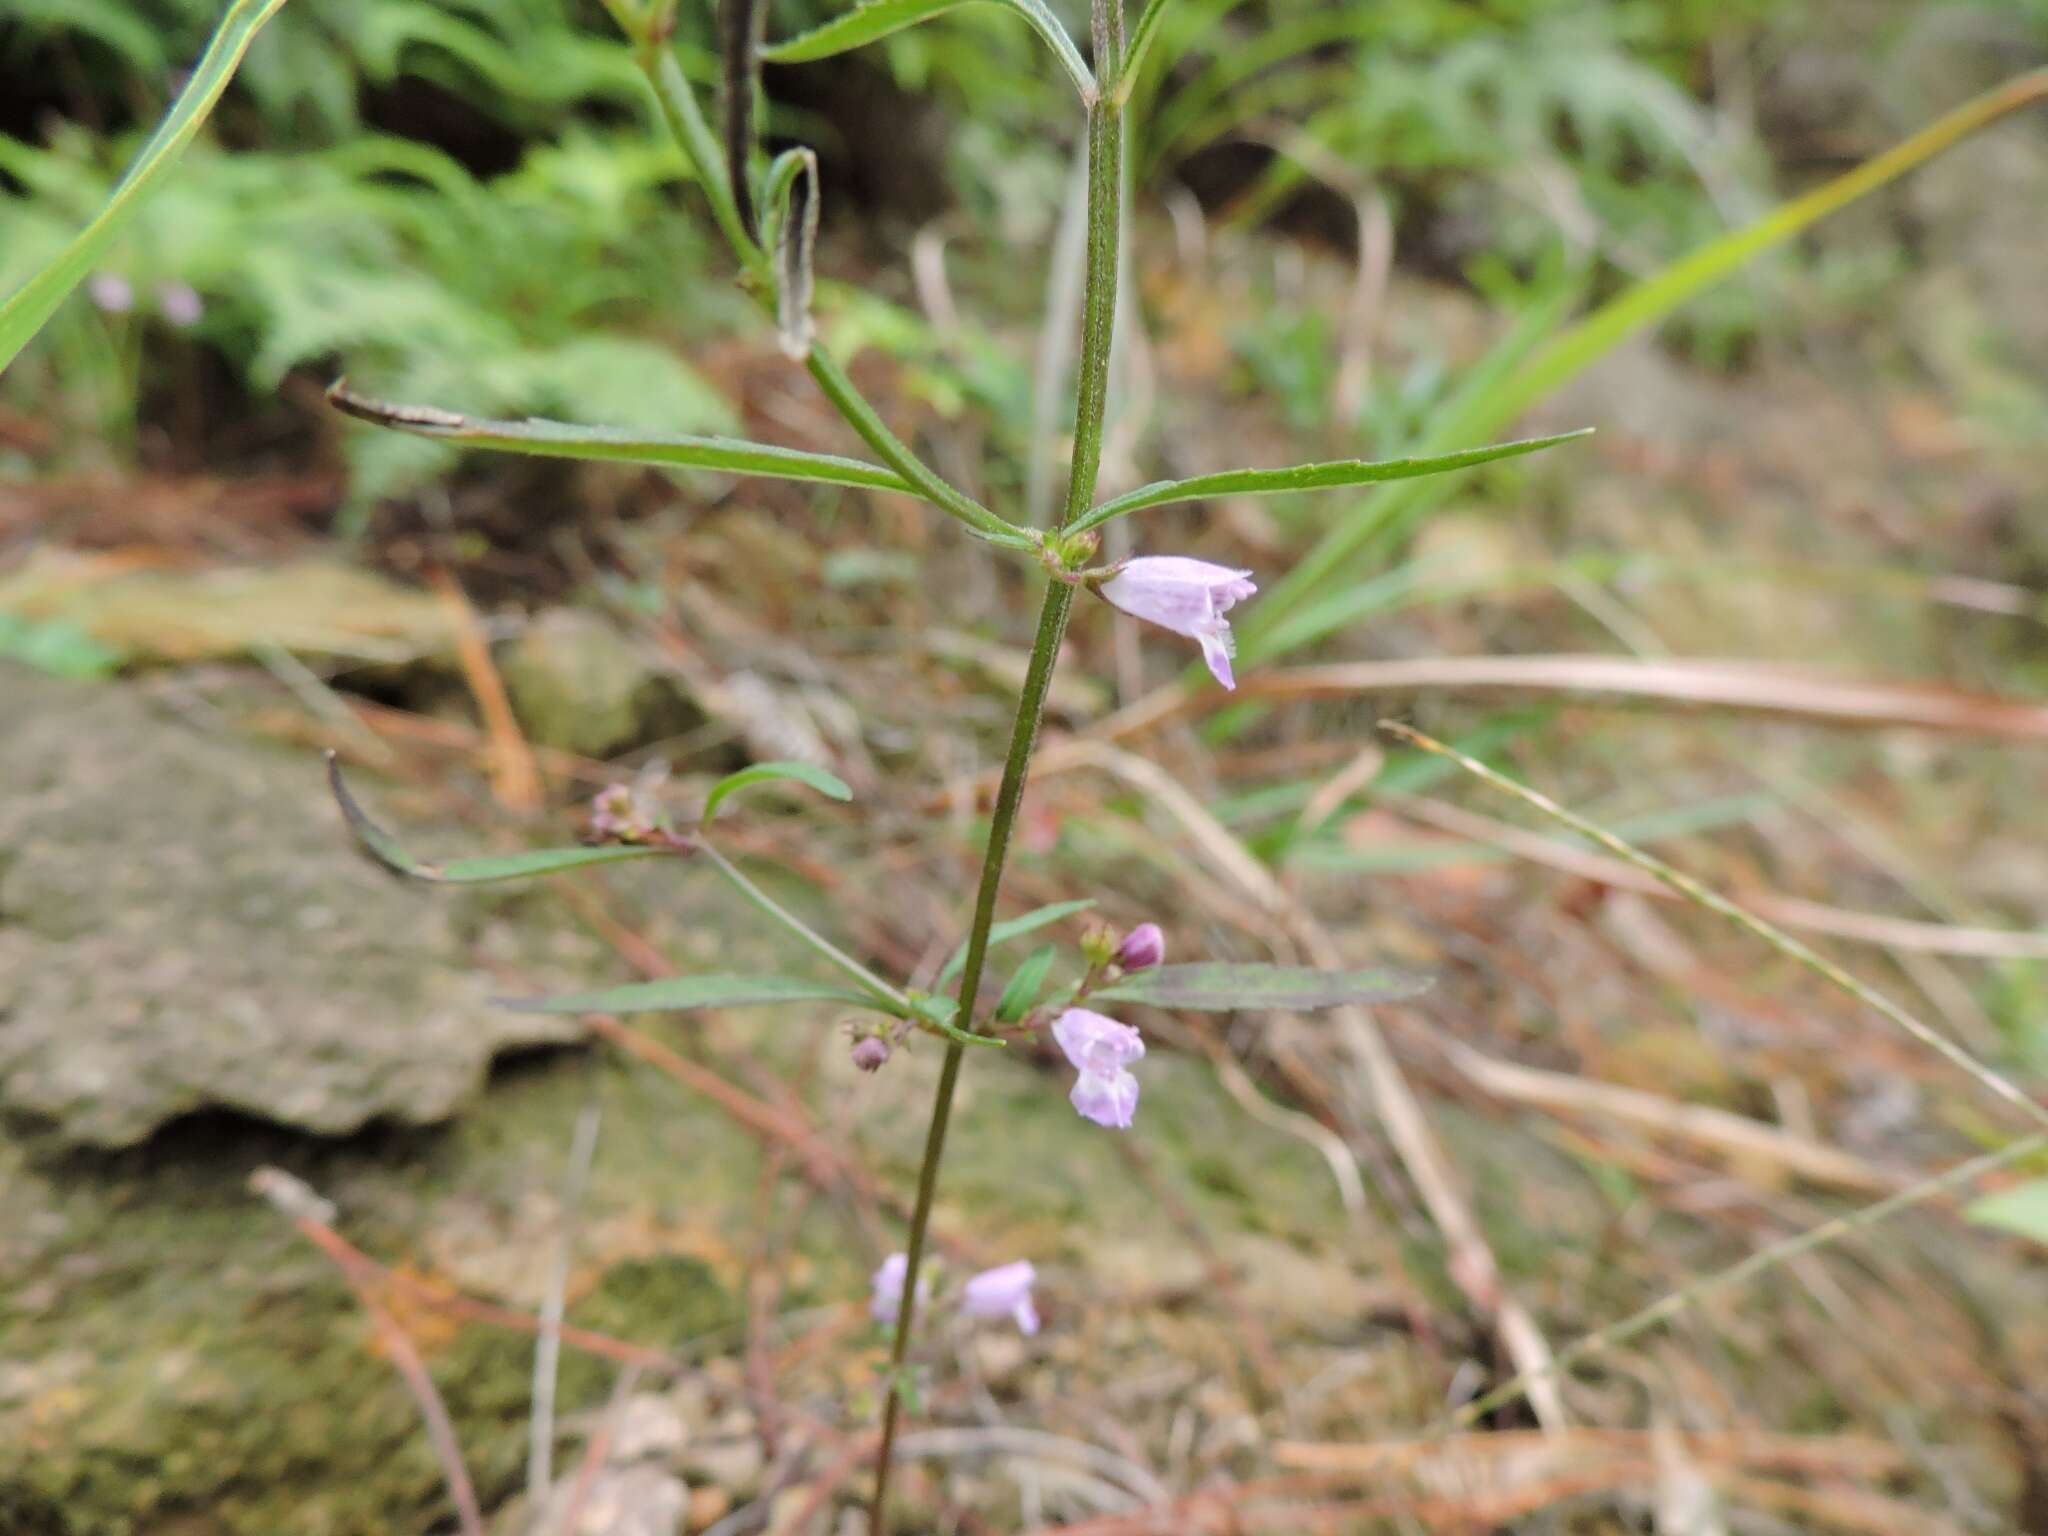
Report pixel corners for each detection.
[871,1254,1040,1336]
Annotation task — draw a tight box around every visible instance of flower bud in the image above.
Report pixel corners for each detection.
[851,1034,892,1073]
[1079,922,1117,969]
[1114,923,1164,971]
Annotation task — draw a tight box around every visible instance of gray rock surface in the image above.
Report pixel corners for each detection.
[0,665,579,1146]
[502,608,699,758]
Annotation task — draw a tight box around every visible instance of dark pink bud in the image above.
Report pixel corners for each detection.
[851,1035,892,1073]
[1115,923,1164,971]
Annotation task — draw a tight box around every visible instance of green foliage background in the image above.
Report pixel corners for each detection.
[0,0,1963,501]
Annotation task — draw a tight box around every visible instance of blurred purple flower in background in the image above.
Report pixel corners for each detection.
[157,281,203,327]
[88,273,134,313]
[960,1260,1039,1335]
[850,1034,892,1073]
[1098,557,1256,689]
[1052,1007,1144,1128]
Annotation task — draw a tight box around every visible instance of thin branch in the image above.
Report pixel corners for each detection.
[250,1170,485,1536]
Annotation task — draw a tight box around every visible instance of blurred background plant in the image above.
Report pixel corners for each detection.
[6,1,2048,1532]
[4,0,1850,505]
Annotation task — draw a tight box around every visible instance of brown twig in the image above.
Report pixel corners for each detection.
[251,1170,485,1536]
[428,564,541,811]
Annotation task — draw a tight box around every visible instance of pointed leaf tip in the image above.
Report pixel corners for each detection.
[326,753,676,884]
[702,760,854,823]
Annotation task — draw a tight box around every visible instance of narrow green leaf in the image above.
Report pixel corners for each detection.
[1966,1178,2048,1249]
[995,944,1058,1023]
[0,0,291,372]
[1253,69,2048,658]
[762,0,1095,102]
[327,752,674,883]
[938,898,1096,984]
[497,974,880,1014]
[1496,70,2048,428]
[1111,0,1177,106]
[327,382,916,495]
[702,760,853,822]
[1093,962,1434,1011]
[1071,430,1591,535]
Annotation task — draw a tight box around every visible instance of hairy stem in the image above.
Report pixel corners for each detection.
[868,8,1125,1529]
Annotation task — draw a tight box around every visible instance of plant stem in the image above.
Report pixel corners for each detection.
[699,842,909,1011]
[868,8,1124,1529]
[643,41,764,279]
[805,347,1034,548]
[615,17,1027,547]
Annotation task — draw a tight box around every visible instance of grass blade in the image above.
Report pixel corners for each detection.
[1252,69,2048,659]
[1070,429,1591,535]
[0,0,291,372]
[762,0,1095,102]
[1111,0,1177,106]
[1378,722,2048,1133]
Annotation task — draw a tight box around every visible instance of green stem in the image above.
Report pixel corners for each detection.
[644,39,764,279]
[805,348,1034,548]
[615,16,1027,548]
[868,9,1124,1530]
[698,843,908,1011]
[867,580,1076,1533]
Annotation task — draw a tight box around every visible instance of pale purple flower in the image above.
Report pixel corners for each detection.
[869,1252,926,1324]
[157,281,203,327]
[960,1260,1039,1335]
[1098,557,1257,690]
[88,273,134,314]
[1114,923,1164,971]
[1052,1007,1144,1129]
[850,1034,891,1073]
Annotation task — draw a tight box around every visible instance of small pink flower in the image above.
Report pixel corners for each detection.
[1098,557,1257,690]
[1114,923,1164,971]
[870,1252,927,1325]
[88,273,134,314]
[157,281,203,327]
[960,1260,1039,1335]
[1051,1007,1144,1129]
[850,1035,891,1073]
